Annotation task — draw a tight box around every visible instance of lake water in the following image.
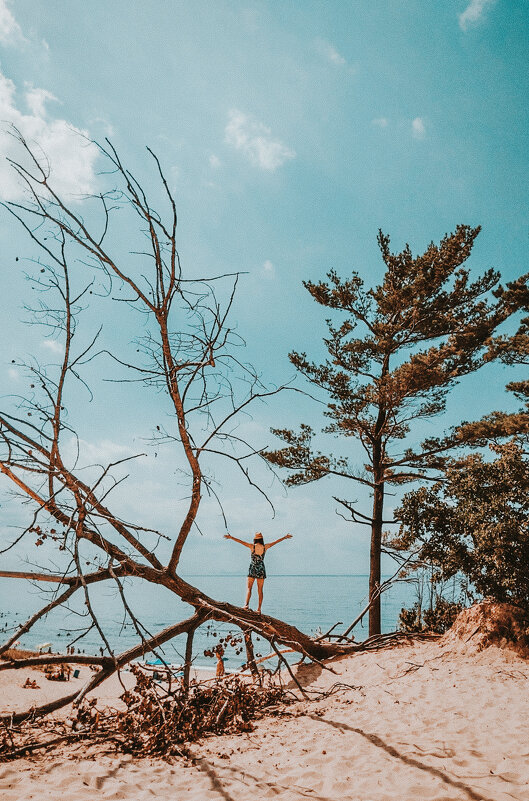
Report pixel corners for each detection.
[0,574,417,670]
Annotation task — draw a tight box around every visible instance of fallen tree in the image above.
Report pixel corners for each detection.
[0,130,360,728]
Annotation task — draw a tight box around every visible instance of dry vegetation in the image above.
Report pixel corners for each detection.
[0,667,293,761]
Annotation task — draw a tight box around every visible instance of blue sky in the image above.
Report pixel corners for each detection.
[0,0,528,580]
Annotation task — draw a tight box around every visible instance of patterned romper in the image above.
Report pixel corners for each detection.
[248,545,266,579]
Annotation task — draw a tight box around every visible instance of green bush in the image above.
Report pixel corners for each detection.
[394,441,529,619]
[399,598,464,634]
[399,603,423,633]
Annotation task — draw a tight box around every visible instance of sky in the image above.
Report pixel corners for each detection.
[0,0,528,581]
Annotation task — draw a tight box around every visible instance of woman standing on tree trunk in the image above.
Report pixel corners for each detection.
[224,532,293,613]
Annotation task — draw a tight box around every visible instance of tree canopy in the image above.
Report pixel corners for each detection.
[393,439,529,611]
[265,226,528,634]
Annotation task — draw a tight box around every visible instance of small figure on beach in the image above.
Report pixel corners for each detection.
[224,531,293,613]
[45,664,71,682]
[215,645,226,678]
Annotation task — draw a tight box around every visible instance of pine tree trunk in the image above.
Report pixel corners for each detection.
[369,477,384,636]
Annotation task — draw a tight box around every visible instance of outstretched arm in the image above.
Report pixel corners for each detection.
[224,534,252,549]
[265,534,293,551]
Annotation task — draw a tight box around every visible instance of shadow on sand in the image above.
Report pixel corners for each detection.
[308,714,494,801]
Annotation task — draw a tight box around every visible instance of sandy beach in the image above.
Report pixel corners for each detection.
[2,618,529,801]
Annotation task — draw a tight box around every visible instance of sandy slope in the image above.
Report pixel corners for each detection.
[1,637,529,801]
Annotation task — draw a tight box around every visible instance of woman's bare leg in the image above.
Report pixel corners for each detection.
[245,577,254,608]
[256,578,264,613]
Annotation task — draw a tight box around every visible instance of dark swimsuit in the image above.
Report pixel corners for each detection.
[248,545,266,579]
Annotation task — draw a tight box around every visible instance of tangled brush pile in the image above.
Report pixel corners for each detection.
[1,664,290,760]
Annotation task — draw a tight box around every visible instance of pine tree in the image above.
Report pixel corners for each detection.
[265,225,525,635]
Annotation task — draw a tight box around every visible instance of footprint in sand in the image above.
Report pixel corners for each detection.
[495,770,524,784]
[0,767,17,789]
[406,781,443,798]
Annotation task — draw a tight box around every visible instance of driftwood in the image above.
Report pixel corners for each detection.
[1,631,427,762]
[0,666,292,761]
[1,653,373,762]
[0,133,371,736]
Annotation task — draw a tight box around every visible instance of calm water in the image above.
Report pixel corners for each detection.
[0,575,416,670]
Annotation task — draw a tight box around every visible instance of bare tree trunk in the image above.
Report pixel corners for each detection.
[369,473,384,637]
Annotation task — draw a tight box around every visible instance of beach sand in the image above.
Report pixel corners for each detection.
[1,633,529,800]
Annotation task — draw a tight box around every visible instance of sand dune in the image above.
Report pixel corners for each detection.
[1,632,529,800]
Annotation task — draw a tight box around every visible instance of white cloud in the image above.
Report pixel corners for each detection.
[0,72,99,201]
[459,0,496,30]
[209,153,221,169]
[261,259,275,279]
[317,39,346,66]
[7,367,19,381]
[411,117,426,139]
[25,87,58,118]
[0,0,25,45]
[89,116,115,137]
[40,339,64,355]
[75,438,138,466]
[61,436,143,480]
[225,109,295,171]
[372,117,389,128]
